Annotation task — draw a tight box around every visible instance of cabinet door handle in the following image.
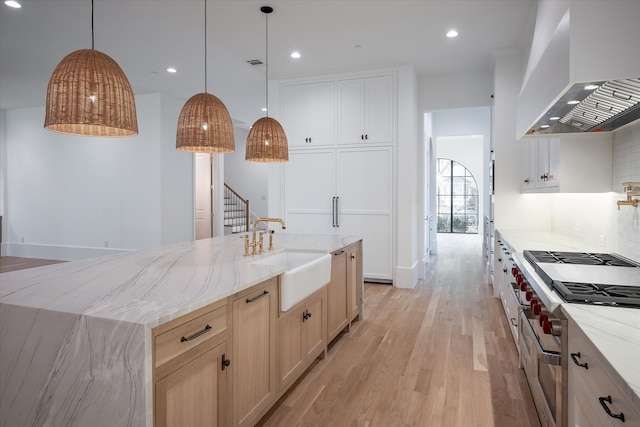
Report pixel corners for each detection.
[246,290,269,303]
[332,197,336,227]
[221,353,231,371]
[364,134,368,140]
[180,324,212,342]
[598,396,625,422]
[361,134,364,140]
[334,250,345,256]
[570,352,588,369]
[351,254,355,260]
[335,196,339,227]
[510,318,517,327]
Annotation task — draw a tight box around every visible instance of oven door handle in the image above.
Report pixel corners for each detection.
[519,309,562,366]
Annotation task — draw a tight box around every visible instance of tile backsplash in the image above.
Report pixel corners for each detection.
[612,121,640,261]
[549,121,640,262]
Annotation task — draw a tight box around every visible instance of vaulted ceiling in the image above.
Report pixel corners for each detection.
[0,0,537,127]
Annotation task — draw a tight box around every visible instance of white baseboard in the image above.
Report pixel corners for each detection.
[394,261,419,289]
[1,242,133,261]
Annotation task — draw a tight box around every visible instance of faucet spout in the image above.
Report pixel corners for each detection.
[251,218,287,252]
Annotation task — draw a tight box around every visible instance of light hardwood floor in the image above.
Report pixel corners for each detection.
[258,234,541,427]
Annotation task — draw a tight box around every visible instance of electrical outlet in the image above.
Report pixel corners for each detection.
[598,235,606,247]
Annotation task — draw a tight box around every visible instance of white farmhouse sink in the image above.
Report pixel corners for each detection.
[250,249,331,311]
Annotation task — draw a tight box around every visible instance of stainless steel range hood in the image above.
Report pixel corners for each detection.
[517,1,640,137]
[526,78,640,135]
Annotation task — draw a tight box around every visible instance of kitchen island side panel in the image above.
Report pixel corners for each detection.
[0,306,149,427]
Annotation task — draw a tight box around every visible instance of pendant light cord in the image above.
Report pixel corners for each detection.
[204,0,208,93]
[91,0,94,50]
[265,10,269,118]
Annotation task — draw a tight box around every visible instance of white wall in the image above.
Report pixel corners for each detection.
[2,93,194,260]
[419,71,492,112]
[395,64,419,288]
[493,51,552,231]
[223,126,269,219]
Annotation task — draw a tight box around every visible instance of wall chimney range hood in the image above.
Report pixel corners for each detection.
[517,1,640,137]
[527,78,640,135]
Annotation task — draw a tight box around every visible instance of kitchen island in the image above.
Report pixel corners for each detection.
[0,233,362,427]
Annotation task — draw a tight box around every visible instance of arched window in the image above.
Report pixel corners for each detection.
[436,158,478,234]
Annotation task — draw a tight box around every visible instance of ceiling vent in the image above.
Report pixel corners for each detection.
[246,59,263,66]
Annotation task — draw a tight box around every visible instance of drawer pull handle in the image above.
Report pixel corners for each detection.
[599,395,625,422]
[570,352,588,369]
[246,290,269,303]
[180,324,212,342]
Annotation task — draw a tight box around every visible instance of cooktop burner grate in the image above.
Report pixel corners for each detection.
[551,281,640,307]
[524,250,639,267]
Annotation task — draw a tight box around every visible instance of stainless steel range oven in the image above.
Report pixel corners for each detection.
[513,250,640,427]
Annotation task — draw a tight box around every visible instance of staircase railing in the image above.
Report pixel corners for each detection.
[224,184,249,233]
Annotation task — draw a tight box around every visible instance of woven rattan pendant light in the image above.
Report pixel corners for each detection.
[44,0,138,137]
[245,6,288,162]
[176,0,234,153]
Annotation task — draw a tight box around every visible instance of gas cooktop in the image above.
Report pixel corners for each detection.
[524,250,638,267]
[523,250,640,308]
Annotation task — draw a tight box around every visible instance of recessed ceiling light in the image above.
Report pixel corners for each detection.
[166,67,177,73]
[549,116,560,121]
[567,100,580,105]
[584,84,599,90]
[4,1,21,8]
[290,51,301,59]
[540,125,550,128]
[446,30,458,38]
[261,107,268,112]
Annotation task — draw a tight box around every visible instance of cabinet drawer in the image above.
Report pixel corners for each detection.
[568,321,640,426]
[155,305,227,368]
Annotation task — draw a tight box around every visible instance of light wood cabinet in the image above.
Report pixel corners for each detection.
[276,287,327,392]
[327,243,361,343]
[281,81,335,147]
[567,317,640,427]
[338,75,394,144]
[327,248,349,343]
[153,299,230,427]
[232,278,278,427]
[155,342,228,427]
[347,242,362,321]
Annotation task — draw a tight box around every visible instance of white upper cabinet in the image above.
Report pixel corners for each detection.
[281,81,335,147]
[338,75,394,145]
[520,135,611,193]
[521,138,560,190]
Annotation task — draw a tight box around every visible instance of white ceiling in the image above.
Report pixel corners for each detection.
[0,0,537,128]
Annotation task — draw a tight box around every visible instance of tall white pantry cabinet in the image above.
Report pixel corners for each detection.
[280,72,396,282]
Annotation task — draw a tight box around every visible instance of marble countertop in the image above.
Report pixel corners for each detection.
[0,233,361,427]
[497,229,640,407]
[0,233,361,328]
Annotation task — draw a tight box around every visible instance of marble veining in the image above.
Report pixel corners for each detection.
[0,233,361,427]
